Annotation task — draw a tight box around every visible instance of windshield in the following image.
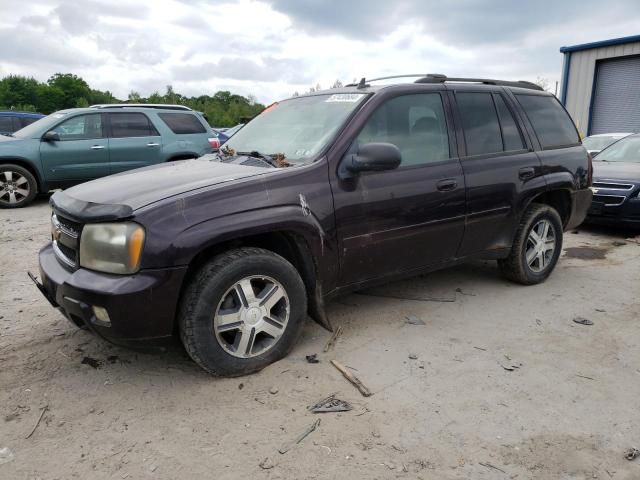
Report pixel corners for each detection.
[12,112,70,139]
[225,93,369,163]
[596,135,640,163]
[582,135,625,151]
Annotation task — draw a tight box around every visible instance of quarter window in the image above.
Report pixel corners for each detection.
[456,92,503,156]
[494,95,525,151]
[53,114,104,141]
[158,113,207,134]
[0,116,13,133]
[109,113,158,138]
[356,93,450,167]
[515,94,579,149]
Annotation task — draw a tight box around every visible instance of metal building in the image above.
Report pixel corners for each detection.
[559,34,640,136]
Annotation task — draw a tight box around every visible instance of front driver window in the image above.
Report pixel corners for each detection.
[53,114,104,141]
[356,93,450,167]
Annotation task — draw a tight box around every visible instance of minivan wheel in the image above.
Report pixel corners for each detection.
[179,247,307,376]
[498,204,563,285]
[0,164,38,208]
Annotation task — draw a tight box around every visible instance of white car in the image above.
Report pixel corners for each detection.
[582,132,632,156]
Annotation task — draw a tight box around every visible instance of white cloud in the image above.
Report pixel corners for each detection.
[1,0,639,103]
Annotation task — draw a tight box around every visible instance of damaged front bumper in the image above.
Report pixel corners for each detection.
[32,243,188,349]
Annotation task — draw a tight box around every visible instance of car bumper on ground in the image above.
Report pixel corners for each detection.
[33,243,188,349]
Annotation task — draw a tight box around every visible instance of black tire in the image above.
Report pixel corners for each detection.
[179,247,307,376]
[0,164,38,208]
[499,203,563,285]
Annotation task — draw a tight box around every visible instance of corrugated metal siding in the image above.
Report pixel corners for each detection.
[591,56,640,134]
[563,41,640,135]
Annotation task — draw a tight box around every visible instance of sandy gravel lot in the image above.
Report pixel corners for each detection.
[1,198,639,480]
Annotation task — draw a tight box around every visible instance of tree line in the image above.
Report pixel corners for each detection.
[0,73,265,127]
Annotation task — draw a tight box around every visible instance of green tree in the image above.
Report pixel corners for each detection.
[47,73,91,110]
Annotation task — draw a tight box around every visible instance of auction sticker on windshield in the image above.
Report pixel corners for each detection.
[325,94,366,103]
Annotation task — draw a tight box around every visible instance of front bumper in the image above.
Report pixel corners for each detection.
[586,198,640,226]
[35,243,188,348]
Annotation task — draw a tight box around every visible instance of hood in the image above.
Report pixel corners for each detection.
[593,161,640,182]
[58,159,273,216]
[0,134,19,143]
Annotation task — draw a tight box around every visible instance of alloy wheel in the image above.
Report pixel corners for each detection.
[0,170,30,206]
[525,219,556,273]
[213,275,290,358]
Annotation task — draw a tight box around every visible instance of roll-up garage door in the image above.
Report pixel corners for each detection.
[590,56,640,134]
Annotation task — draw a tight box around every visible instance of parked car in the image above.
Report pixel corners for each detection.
[212,128,230,145]
[0,111,45,136]
[587,133,640,227]
[32,74,592,376]
[223,123,244,138]
[582,132,631,156]
[0,105,219,208]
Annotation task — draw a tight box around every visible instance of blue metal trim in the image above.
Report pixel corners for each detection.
[560,52,571,105]
[560,34,640,53]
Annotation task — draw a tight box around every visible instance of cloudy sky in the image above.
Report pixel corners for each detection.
[1,0,639,103]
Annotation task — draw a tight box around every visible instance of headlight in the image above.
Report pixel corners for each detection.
[80,222,145,274]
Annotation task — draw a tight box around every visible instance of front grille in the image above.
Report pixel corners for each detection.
[52,213,82,270]
[592,194,626,206]
[592,182,634,191]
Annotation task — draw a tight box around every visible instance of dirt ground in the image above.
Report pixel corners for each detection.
[1,198,639,480]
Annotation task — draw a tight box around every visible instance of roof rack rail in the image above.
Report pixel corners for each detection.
[89,104,193,111]
[414,74,544,91]
[346,74,543,91]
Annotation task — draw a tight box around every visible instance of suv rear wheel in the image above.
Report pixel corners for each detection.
[0,164,38,208]
[499,204,563,285]
[179,247,307,376]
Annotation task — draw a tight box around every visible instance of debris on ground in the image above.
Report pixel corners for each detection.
[25,405,48,439]
[310,394,352,413]
[573,317,594,326]
[306,354,320,364]
[625,447,639,461]
[576,374,595,381]
[405,316,426,326]
[259,457,275,469]
[0,447,14,465]
[331,360,372,397]
[324,326,344,352]
[479,461,506,474]
[278,419,321,454]
[455,287,476,296]
[499,360,523,372]
[612,240,627,247]
[269,387,279,395]
[408,353,418,360]
[81,356,101,369]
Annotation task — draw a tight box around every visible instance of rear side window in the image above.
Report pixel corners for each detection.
[515,94,579,149]
[456,92,503,156]
[158,113,207,134]
[0,116,13,133]
[20,117,39,128]
[109,113,158,138]
[494,95,525,151]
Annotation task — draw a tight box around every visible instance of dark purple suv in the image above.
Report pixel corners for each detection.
[32,74,592,376]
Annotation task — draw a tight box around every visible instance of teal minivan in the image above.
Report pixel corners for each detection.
[0,105,219,208]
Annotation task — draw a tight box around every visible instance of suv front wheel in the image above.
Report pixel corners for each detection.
[0,164,38,208]
[179,247,307,376]
[499,204,563,285]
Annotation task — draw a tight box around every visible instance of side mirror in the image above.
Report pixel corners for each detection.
[345,142,401,175]
[43,131,60,142]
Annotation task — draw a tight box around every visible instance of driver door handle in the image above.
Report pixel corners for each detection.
[90,145,105,150]
[519,167,535,180]
[147,142,160,147]
[436,179,457,192]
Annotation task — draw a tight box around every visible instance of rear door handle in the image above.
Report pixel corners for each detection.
[436,179,457,192]
[519,167,535,180]
[147,142,160,147]
[90,145,105,150]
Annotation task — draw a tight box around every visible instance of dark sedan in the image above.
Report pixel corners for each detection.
[588,133,640,227]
